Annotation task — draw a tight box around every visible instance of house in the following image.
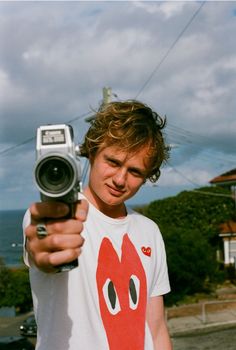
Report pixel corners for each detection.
[219,221,236,266]
[209,168,236,190]
[209,169,236,267]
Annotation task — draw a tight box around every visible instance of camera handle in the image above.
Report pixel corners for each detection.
[55,189,82,273]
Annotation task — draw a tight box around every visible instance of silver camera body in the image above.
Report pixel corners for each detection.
[34,124,82,272]
[34,124,81,206]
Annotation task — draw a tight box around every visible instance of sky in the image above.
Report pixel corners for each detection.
[0,0,236,210]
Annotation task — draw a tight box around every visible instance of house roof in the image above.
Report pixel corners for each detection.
[220,221,236,234]
[209,168,236,186]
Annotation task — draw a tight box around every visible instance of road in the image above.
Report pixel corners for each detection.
[0,313,36,347]
[172,326,236,350]
[1,314,236,349]
[0,314,26,337]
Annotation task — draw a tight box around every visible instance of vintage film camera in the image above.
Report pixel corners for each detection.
[34,124,82,272]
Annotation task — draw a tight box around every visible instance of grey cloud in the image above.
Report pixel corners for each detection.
[0,1,235,209]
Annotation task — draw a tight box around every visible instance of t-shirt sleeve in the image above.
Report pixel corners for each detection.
[150,231,171,297]
[22,209,31,267]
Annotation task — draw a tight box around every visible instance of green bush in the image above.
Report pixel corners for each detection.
[163,227,219,305]
[138,186,235,305]
[226,264,236,283]
[144,186,234,246]
[0,258,32,313]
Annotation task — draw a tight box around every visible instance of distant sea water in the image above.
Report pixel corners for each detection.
[0,209,26,267]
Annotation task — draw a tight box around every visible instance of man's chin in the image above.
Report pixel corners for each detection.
[103,193,127,206]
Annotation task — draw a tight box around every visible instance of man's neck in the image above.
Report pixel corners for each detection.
[83,187,127,219]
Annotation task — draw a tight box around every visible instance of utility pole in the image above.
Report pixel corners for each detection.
[102,87,112,105]
[82,87,113,182]
[85,87,112,123]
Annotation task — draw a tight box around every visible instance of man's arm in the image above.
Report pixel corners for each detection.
[146,295,172,350]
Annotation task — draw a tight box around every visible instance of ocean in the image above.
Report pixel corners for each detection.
[0,209,26,267]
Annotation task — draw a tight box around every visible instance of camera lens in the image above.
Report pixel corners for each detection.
[44,160,66,185]
[35,156,75,195]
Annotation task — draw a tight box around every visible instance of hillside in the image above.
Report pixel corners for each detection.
[136,186,236,305]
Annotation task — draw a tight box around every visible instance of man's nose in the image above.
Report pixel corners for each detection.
[113,168,127,187]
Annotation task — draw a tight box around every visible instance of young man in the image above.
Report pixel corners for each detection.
[23,100,172,350]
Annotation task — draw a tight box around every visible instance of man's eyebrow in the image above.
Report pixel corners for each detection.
[128,165,147,177]
[104,154,119,162]
[104,153,147,176]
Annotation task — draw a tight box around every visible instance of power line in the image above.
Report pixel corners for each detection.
[168,162,201,187]
[0,110,91,157]
[67,110,92,124]
[167,123,233,147]
[0,2,206,157]
[166,123,236,165]
[167,163,234,199]
[191,189,232,199]
[0,137,35,156]
[135,1,205,99]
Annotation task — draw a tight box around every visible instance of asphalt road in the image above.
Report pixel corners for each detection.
[0,314,36,347]
[0,315,25,337]
[172,326,236,350]
[1,314,236,350]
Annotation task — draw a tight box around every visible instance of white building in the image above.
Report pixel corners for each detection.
[209,169,236,267]
[219,221,236,266]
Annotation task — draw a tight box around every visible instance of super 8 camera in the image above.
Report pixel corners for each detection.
[35,124,81,205]
[34,124,82,271]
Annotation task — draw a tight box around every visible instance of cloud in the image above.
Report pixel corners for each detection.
[159,164,214,188]
[131,1,186,18]
[0,1,235,209]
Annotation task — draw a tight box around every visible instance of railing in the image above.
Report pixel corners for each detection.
[201,299,236,324]
[166,299,236,325]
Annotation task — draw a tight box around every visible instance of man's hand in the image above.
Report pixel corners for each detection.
[25,200,88,273]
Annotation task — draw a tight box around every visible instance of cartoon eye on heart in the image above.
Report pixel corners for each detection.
[102,279,121,315]
[129,275,140,310]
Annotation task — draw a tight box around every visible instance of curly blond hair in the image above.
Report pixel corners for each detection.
[80,100,170,182]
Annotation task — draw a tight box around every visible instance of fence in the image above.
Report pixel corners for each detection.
[166,299,236,325]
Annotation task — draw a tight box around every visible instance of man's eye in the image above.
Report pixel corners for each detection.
[131,170,140,176]
[108,159,119,166]
[130,169,143,177]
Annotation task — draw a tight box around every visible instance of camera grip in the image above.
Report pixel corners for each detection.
[57,259,78,272]
[55,201,79,272]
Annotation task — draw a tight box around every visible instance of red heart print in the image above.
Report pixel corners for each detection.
[141,246,151,257]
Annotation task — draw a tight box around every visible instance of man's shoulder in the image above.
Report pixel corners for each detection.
[128,208,160,231]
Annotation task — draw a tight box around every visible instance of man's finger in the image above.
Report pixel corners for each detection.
[30,202,69,220]
[37,249,81,270]
[75,199,89,221]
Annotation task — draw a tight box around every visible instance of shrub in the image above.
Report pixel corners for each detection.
[0,258,32,313]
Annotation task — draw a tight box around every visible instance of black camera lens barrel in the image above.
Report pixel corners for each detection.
[35,154,77,197]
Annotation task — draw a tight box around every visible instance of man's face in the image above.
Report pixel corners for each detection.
[86,145,149,213]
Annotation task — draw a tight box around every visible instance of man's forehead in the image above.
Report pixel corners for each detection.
[101,144,149,157]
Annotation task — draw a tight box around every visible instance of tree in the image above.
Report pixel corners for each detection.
[0,257,12,305]
[163,226,219,305]
[138,186,234,305]
[143,186,234,247]
[0,258,32,313]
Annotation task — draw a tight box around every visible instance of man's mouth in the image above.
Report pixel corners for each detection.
[106,184,126,196]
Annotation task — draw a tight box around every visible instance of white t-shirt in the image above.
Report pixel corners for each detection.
[23,201,170,350]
